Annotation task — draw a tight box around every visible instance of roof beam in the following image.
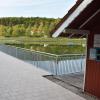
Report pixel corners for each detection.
[68,33,75,38]
[79,34,87,38]
[64,28,90,34]
[62,28,89,38]
[79,8,100,28]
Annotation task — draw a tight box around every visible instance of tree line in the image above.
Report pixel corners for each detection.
[0,17,60,37]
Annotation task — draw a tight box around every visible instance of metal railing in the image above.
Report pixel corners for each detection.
[0,44,86,75]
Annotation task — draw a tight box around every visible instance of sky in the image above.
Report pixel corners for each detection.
[0,0,77,18]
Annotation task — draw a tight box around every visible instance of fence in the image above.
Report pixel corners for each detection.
[0,44,86,75]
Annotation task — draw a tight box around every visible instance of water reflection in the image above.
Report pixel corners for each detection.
[6,43,85,55]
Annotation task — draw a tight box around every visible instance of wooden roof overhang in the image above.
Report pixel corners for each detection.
[51,0,100,38]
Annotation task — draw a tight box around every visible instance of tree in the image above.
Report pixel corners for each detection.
[0,25,7,36]
[5,27,13,37]
[25,26,31,36]
[0,17,61,37]
[12,25,20,37]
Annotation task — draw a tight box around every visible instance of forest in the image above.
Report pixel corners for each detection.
[0,17,60,37]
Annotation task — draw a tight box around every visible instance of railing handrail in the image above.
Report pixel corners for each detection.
[0,44,85,57]
[0,44,85,75]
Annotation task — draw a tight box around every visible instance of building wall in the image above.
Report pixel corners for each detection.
[84,26,100,98]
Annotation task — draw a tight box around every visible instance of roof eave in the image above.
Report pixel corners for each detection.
[52,0,93,38]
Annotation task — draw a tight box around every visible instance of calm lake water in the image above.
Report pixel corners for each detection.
[6,43,85,55]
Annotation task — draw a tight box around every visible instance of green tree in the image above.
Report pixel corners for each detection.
[12,25,20,37]
[25,26,31,36]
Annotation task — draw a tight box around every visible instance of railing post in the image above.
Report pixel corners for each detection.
[15,47,18,58]
[55,56,58,75]
[81,55,83,72]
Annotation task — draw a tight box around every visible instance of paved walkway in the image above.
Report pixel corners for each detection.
[55,73,84,89]
[0,51,86,100]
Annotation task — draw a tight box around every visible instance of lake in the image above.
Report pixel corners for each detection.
[5,43,86,55]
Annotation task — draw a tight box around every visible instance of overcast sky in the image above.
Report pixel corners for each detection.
[0,0,77,18]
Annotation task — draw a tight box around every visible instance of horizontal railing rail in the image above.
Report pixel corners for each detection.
[0,44,86,75]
